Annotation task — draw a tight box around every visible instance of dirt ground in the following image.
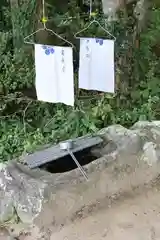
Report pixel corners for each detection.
[50,185,160,240]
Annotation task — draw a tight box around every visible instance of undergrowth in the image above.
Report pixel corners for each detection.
[0,1,160,161]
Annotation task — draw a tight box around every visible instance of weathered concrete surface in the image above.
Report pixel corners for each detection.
[0,162,47,224]
[0,121,160,234]
[6,181,160,239]
[50,184,160,240]
[35,157,160,231]
[35,121,160,228]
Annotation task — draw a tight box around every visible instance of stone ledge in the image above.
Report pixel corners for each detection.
[0,121,160,228]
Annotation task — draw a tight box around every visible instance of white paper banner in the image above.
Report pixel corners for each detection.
[78,38,115,93]
[35,44,74,106]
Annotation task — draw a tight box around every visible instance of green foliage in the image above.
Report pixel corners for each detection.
[0,1,160,161]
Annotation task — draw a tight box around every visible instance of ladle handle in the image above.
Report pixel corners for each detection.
[67,149,88,181]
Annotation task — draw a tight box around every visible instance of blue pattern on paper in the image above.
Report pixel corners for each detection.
[42,45,55,55]
[95,38,103,46]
